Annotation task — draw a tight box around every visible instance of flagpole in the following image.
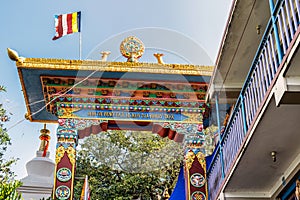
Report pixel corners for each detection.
[79,32,82,60]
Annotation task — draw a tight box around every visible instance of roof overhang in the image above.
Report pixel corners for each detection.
[8,49,213,123]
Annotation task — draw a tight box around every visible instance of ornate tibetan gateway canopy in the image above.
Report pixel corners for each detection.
[8,36,216,200]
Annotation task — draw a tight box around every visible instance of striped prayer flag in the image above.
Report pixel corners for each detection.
[52,11,81,40]
[80,175,90,200]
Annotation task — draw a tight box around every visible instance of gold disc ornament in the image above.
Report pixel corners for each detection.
[120,36,145,62]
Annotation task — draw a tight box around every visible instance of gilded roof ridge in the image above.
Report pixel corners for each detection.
[8,48,214,76]
[20,57,214,68]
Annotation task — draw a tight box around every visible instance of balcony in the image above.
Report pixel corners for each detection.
[207,0,300,199]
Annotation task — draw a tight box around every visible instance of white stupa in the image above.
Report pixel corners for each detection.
[18,125,55,200]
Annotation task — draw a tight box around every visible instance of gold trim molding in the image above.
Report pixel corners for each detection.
[185,150,196,170]
[196,151,206,169]
[13,57,214,76]
[55,145,76,165]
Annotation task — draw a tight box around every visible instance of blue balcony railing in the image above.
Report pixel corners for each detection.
[207,0,300,199]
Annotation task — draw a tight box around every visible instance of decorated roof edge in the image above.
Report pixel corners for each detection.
[7,48,214,76]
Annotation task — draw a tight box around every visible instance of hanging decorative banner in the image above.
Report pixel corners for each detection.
[56,107,203,123]
[185,150,208,200]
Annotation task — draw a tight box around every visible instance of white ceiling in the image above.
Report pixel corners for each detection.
[210,0,270,100]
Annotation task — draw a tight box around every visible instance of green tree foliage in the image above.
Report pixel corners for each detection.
[0,181,22,200]
[0,87,22,200]
[74,130,183,200]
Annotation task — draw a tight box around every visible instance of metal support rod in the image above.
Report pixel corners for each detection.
[79,32,82,60]
[240,95,248,134]
[269,0,284,62]
[215,93,225,178]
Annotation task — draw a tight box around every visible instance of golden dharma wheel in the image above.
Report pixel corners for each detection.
[120,36,145,62]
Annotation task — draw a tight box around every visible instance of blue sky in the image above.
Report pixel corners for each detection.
[0,0,232,179]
